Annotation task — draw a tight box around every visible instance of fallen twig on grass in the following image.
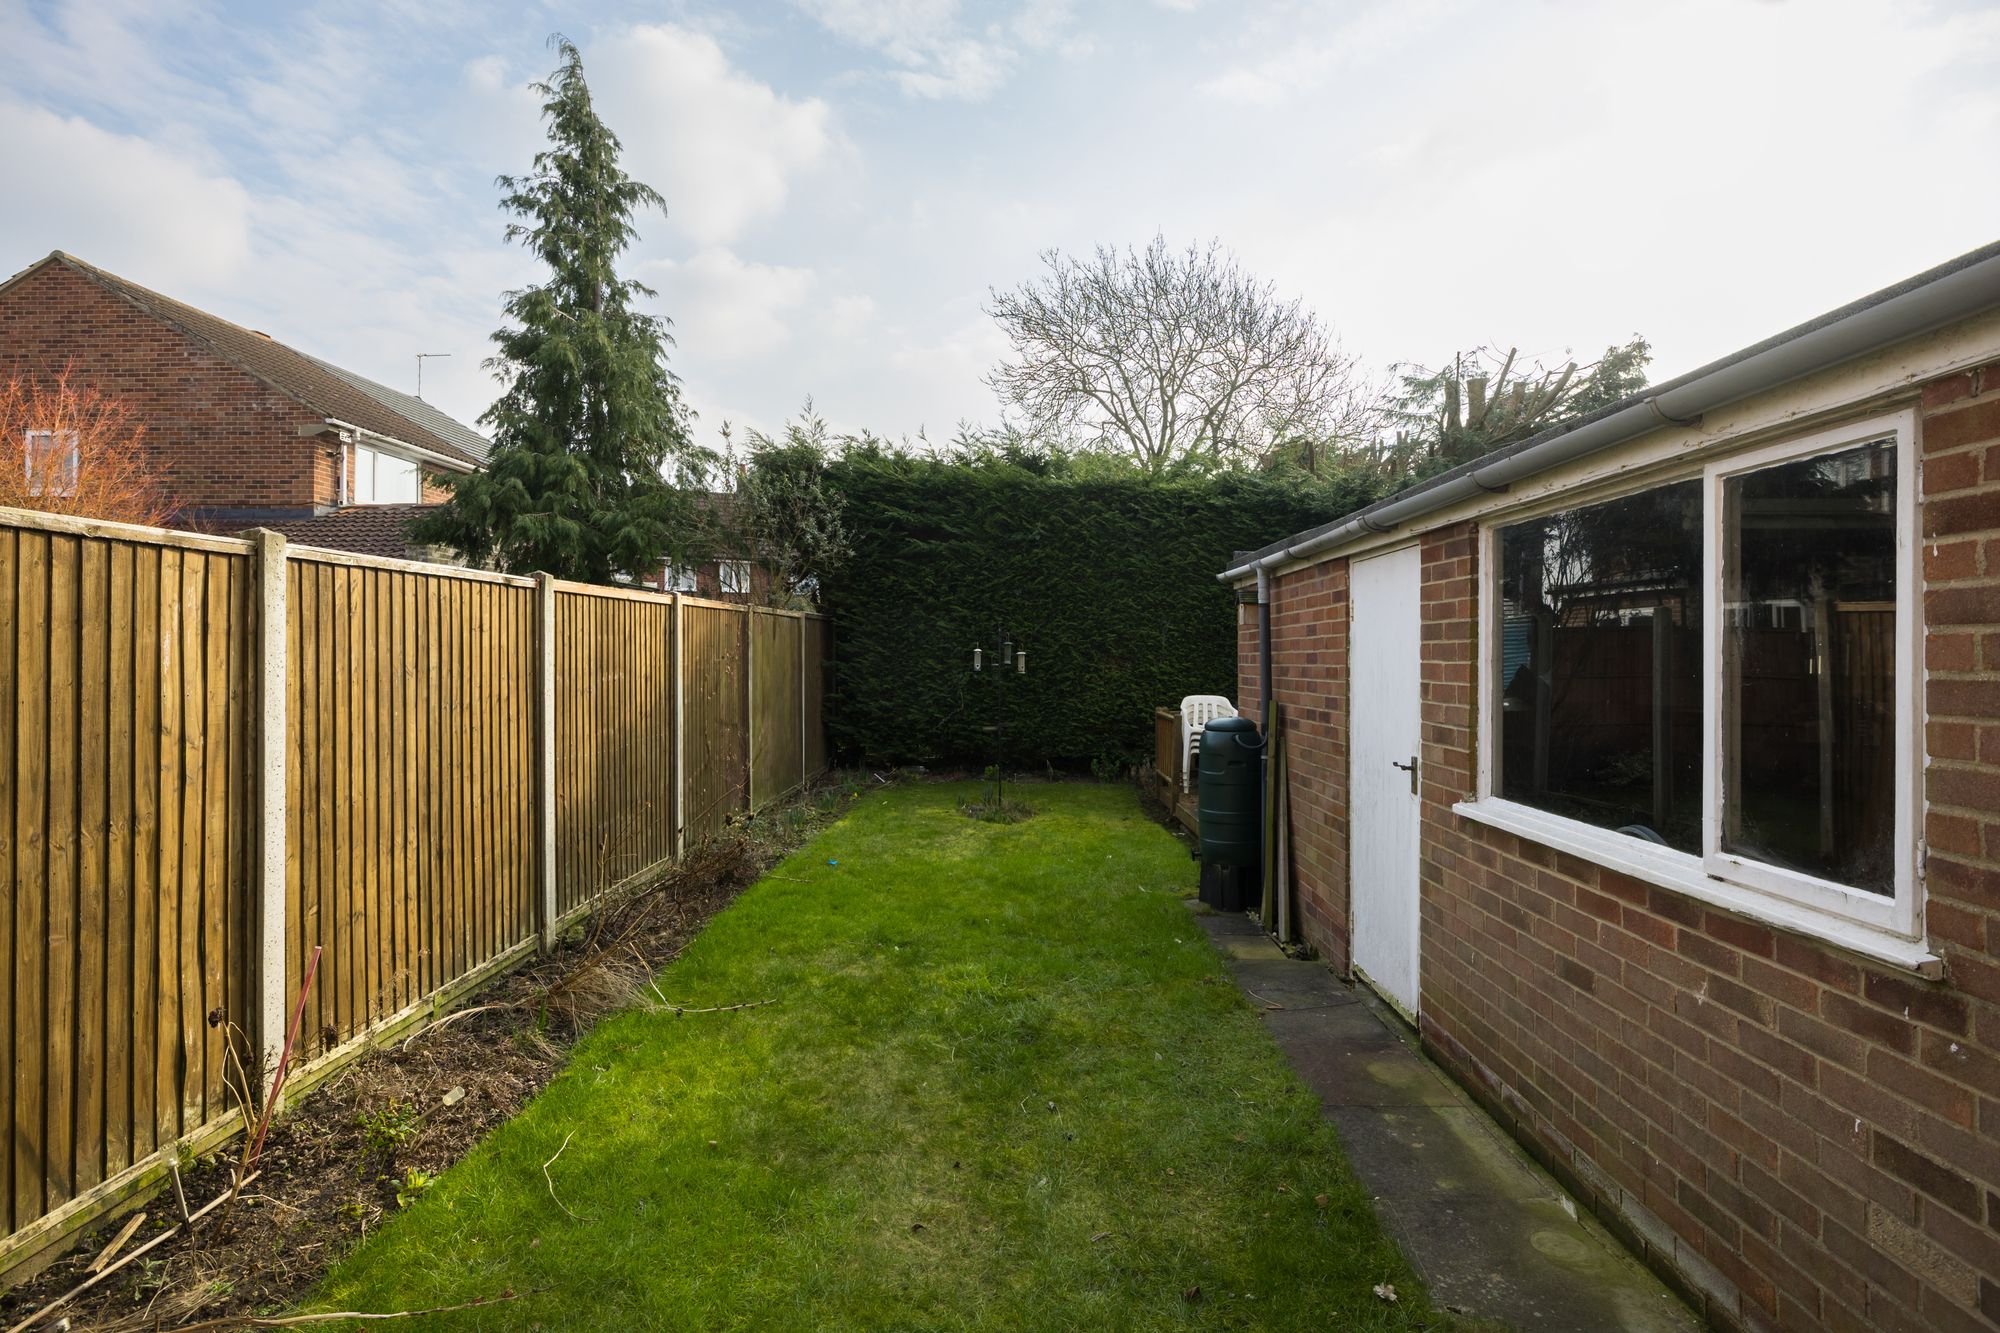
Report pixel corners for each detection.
[657,998,778,1017]
[542,1131,583,1222]
[642,978,778,1017]
[160,1289,523,1329]
[5,1173,260,1333]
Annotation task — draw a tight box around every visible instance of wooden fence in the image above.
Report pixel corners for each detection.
[0,508,831,1275]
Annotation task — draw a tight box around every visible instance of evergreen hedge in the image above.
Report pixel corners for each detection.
[818,453,1386,770]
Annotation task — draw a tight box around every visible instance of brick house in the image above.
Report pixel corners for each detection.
[1227,240,2000,1331]
[652,491,774,604]
[0,252,781,587]
[0,251,487,555]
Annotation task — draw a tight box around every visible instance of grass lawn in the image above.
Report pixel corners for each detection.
[314,781,1461,1330]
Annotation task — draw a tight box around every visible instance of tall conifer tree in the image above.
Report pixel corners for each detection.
[414,37,706,580]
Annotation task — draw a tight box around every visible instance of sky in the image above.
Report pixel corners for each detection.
[3,0,1998,451]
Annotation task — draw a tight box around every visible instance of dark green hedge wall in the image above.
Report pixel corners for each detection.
[818,455,1384,770]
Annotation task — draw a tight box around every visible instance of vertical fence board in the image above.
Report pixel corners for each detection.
[0,529,14,1231]
[14,531,48,1227]
[46,536,78,1206]
[104,543,133,1181]
[199,554,230,1123]
[129,545,157,1170]
[76,539,107,1195]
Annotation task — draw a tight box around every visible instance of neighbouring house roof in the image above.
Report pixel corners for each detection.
[1222,237,2000,581]
[0,252,490,468]
[261,504,443,560]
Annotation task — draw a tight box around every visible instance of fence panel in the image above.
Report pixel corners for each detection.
[0,511,832,1273]
[2,525,254,1239]
[681,602,747,848]
[802,616,830,779]
[554,586,675,913]
[286,556,536,1055]
[750,611,804,807]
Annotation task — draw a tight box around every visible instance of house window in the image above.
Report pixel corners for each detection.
[719,560,749,595]
[664,563,701,592]
[1480,411,1919,942]
[1496,480,1703,852]
[349,444,421,504]
[1719,438,1897,895]
[25,429,80,497]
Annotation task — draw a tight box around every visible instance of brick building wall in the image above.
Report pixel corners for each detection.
[0,263,330,515]
[1243,363,2000,1331]
[1253,562,1354,968]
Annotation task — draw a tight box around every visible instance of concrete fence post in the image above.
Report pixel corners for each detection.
[250,528,288,1101]
[535,572,557,952]
[671,594,685,859]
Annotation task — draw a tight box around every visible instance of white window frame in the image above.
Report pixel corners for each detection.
[1461,408,1932,971]
[25,429,80,497]
[719,560,750,596]
[347,442,422,505]
[663,563,700,593]
[1700,410,1921,939]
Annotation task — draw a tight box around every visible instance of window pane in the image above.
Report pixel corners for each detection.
[351,445,375,501]
[26,429,79,497]
[374,452,420,504]
[1722,439,1896,895]
[1497,481,1703,852]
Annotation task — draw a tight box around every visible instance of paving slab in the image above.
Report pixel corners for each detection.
[1229,958,1357,1011]
[1195,908,1703,1333]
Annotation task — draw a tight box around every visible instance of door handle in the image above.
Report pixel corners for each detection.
[1391,756,1417,794]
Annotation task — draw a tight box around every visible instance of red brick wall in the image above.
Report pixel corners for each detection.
[1263,561,1352,969]
[1246,364,2000,1332]
[1237,598,1259,724]
[0,262,333,516]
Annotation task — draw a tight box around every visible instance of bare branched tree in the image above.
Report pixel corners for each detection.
[984,235,1373,473]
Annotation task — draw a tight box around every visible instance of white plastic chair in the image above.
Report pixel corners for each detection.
[1179,695,1236,792]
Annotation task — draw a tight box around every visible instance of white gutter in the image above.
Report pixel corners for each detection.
[1219,241,2000,583]
[313,418,478,474]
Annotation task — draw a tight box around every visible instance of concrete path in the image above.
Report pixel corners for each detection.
[1197,909,1704,1333]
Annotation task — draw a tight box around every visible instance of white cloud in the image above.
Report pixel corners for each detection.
[646,248,820,360]
[793,0,1083,100]
[1200,1,1456,105]
[1230,0,2000,389]
[0,101,252,287]
[586,24,837,247]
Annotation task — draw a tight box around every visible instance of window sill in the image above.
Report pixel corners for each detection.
[1451,798,1942,979]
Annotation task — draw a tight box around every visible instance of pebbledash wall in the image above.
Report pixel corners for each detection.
[1236,288,2000,1327]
